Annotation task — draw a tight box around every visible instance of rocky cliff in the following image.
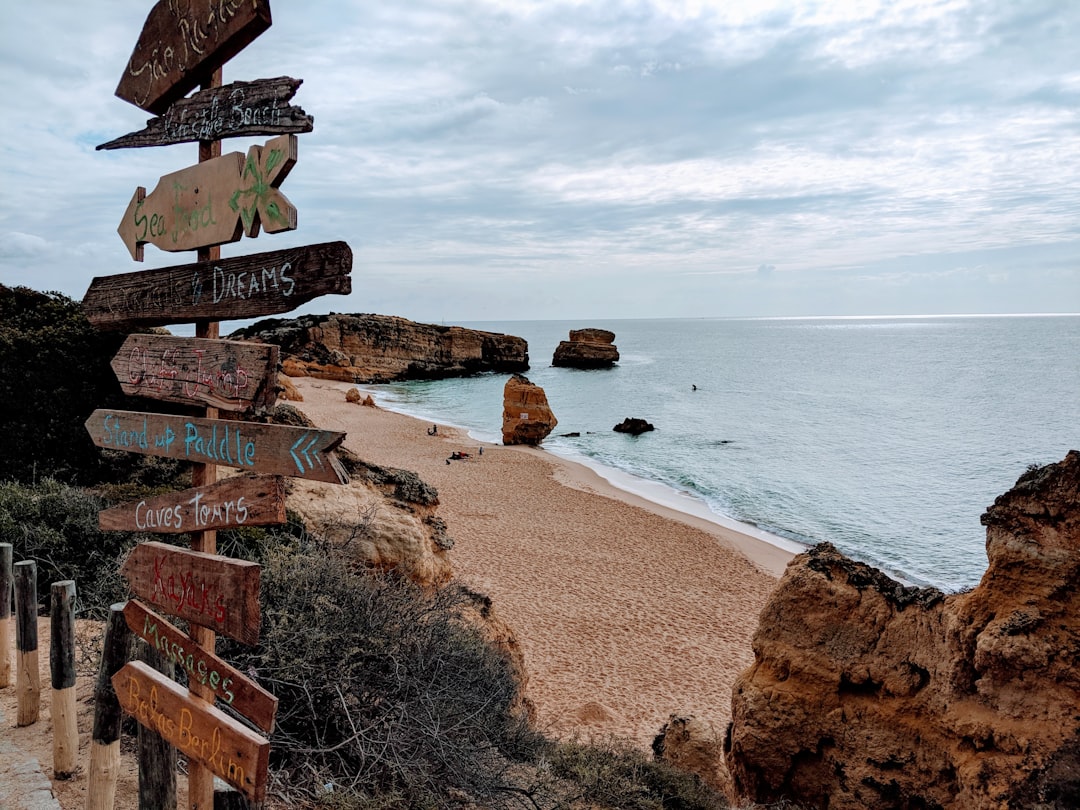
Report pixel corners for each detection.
[231,313,528,383]
[551,327,620,368]
[727,450,1080,809]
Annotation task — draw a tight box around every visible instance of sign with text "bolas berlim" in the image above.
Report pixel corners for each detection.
[99,77,313,150]
[84,410,349,485]
[81,240,352,330]
[121,541,261,646]
[113,660,270,801]
[118,134,297,261]
[111,334,280,413]
[123,600,278,734]
[116,0,273,115]
[99,475,286,535]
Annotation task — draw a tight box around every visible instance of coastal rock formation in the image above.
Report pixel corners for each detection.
[653,715,731,797]
[552,328,620,368]
[277,373,303,402]
[614,417,654,435]
[727,450,1080,810]
[231,313,528,383]
[502,374,558,446]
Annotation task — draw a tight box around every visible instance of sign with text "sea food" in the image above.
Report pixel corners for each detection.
[113,660,269,801]
[121,541,260,645]
[99,475,286,534]
[116,0,273,115]
[111,334,280,413]
[82,241,352,330]
[118,134,297,261]
[85,410,348,484]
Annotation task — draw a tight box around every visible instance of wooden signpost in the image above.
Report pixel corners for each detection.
[118,134,298,261]
[99,77,313,150]
[112,661,270,801]
[100,475,287,534]
[124,600,278,734]
[121,541,261,646]
[85,409,349,484]
[111,334,280,413]
[82,240,353,330]
[116,0,273,114]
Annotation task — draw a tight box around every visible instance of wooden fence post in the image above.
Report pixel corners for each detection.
[14,559,40,726]
[0,543,11,687]
[51,580,79,778]
[86,603,131,810]
[136,638,177,809]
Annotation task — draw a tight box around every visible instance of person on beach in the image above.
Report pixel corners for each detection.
[428,424,438,435]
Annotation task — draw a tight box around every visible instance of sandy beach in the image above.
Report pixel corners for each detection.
[292,377,792,747]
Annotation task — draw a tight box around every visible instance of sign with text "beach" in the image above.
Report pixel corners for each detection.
[82,240,352,330]
[111,334,280,413]
[118,134,297,261]
[123,600,278,733]
[116,0,273,115]
[84,410,349,484]
[121,541,260,645]
[100,77,313,150]
[113,660,269,801]
[99,475,286,535]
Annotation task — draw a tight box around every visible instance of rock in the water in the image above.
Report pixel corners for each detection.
[727,450,1080,810]
[232,313,529,383]
[502,374,557,446]
[614,417,654,435]
[552,327,620,368]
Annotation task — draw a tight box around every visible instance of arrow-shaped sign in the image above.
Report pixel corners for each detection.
[84,410,349,485]
[118,134,297,261]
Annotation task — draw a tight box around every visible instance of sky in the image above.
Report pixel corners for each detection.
[1,0,1078,324]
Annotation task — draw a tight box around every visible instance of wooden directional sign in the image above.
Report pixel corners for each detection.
[121,541,260,645]
[116,0,273,115]
[111,334,279,413]
[82,240,352,330]
[118,134,297,261]
[99,77,313,150]
[123,601,278,733]
[113,660,269,801]
[99,475,286,535]
[85,410,349,485]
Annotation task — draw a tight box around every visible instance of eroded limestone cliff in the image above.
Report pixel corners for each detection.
[232,313,528,383]
[727,450,1080,810]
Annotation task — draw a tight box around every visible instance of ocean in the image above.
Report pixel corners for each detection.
[360,315,1080,592]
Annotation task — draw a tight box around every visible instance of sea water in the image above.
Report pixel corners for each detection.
[362,315,1080,592]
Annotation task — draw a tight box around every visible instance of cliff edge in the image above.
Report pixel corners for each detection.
[727,450,1080,810]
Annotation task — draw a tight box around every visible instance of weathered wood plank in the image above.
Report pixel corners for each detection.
[120,541,260,646]
[99,77,313,150]
[116,0,273,115]
[84,410,349,485]
[113,661,270,802]
[118,134,297,261]
[100,475,287,535]
[111,335,279,413]
[124,600,278,733]
[82,240,351,329]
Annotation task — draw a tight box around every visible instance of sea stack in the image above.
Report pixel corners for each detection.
[551,328,619,369]
[502,375,557,446]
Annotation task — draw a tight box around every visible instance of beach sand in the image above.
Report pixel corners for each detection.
[292,377,792,747]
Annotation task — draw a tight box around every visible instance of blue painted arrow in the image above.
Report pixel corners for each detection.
[290,432,312,473]
[302,435,320,468]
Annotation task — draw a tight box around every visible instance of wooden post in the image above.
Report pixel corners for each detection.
[136,638,178,809]
[190,65,223,810]
[50,580,79,778]
[214,780,251,809]
[86,603,131,810]
[0,543,11,688]
[14,559,40,726]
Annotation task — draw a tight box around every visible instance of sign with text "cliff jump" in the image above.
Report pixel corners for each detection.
[121,541,260,645]
[84,410,349,484]
[116,0,273,115]
[82,240,352,330]
[99,475,287,535]
[113,660,270,801]
[111,334,280,413]
[118,134,297,261]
